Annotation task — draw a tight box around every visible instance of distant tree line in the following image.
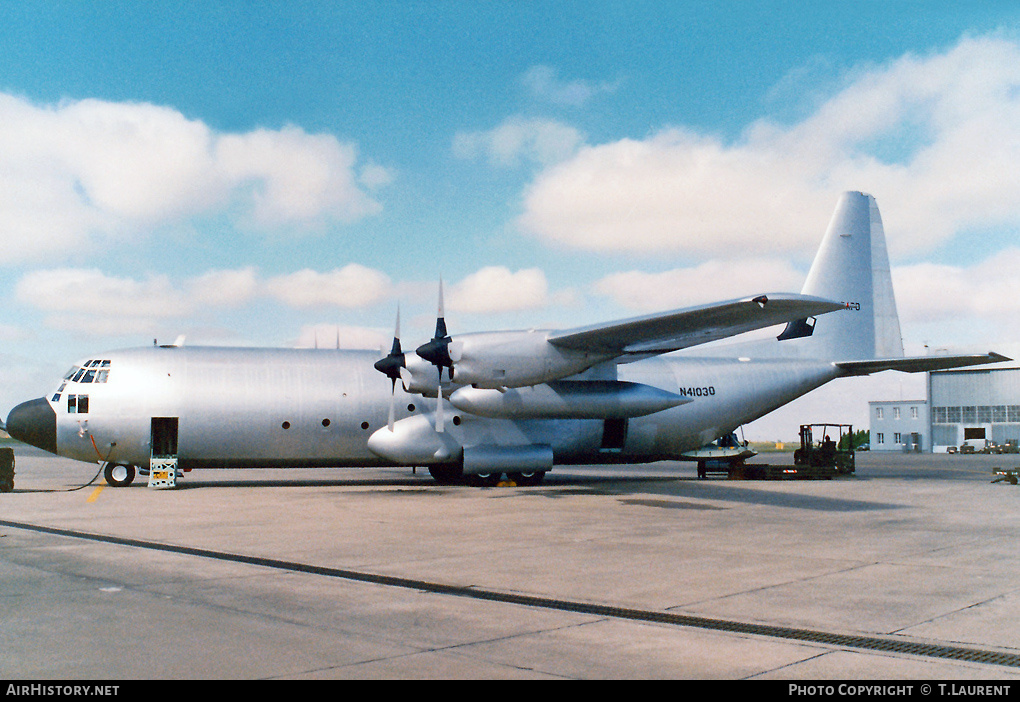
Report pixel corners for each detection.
[838,429,870,451]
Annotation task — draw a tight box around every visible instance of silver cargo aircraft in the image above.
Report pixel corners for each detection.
[5,192,1008,488]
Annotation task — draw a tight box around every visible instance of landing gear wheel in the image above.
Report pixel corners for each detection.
[428,465,464,485]
[104,463,135,488]
[465,472,502,487]
[508,470,546,487]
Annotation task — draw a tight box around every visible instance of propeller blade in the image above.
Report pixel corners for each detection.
[374,307,405,432]
[436,369,445,433]
[416,278,454,379]
[435,276,446,338]
[388,379,397,432]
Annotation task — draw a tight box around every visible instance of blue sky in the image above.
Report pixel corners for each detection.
[2,1,1019,438]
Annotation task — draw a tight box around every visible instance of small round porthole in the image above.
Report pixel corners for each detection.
[452,415,462,426]
[322,418,330,427]
[282,421,291,430]
[407,403,416,412]
[361,421,370,430]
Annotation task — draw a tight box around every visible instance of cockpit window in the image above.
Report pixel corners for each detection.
[67,360,111,383]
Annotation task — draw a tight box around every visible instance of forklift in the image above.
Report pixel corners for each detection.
[793,424,856,476]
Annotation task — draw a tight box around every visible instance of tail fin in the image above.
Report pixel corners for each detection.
[797,191,904,362]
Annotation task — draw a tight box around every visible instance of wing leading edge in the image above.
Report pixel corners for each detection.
[548,293,845,357]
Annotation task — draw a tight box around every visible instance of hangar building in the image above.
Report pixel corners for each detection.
[927,367,1020,453]
[869,367,1020,453]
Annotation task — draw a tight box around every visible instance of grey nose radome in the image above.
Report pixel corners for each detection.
[6,398,57,455]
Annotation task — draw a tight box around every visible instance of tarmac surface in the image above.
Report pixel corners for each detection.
[3,444,1020,680]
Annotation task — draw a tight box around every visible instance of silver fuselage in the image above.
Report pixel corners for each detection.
[48,345,838,469]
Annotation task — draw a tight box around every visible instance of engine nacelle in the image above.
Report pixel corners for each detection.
[400,354,444,397]
[366,414,462,465]
[449,380,690,419]
[447,330,611,389]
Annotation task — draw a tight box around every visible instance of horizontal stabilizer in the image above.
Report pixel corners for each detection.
[836,352,1011,376]
[549,293,844,356]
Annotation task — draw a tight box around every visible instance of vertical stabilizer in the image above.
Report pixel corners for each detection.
[868,196,904,358]
[799,191,904,362]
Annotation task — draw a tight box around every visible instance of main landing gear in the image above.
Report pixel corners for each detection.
[426,466,547,487]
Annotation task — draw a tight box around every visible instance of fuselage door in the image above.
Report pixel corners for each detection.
[149,417,179,489]
[600,418,628,453]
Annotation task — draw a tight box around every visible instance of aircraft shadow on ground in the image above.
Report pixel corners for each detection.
[164,472,906,512]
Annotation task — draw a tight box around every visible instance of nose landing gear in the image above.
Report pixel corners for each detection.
[103,462,136,488]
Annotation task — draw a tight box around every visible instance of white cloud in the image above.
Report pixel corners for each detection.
[0,94,388,263]
[14,264,393,336]
[893,251,1020,324]
[520,129,833,255]
[359,162,396,189]
[447,267,549,313]
[594,259,806,312]
[18,268,189,318]
[15,268,192,335]
[10,264,557,340]
[186,268,260,308]
[264,264,391,309]
[215,126,382,228]
[518,35,1020,259]
[521,65,619,107]
[453,116,584,167]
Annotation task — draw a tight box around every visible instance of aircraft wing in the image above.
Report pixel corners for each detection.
[836,352,1011,376]
[548,293,844,356]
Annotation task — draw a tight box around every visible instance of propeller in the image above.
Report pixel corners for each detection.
[416,280,454,432]
[373,306,405,432]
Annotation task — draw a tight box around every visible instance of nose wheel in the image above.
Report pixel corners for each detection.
[103,462,136,487]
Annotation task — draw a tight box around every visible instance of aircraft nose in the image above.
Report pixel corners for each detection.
[6,398,57,455]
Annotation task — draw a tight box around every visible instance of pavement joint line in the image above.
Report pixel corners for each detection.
[4,517,1020,670]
